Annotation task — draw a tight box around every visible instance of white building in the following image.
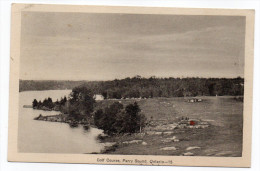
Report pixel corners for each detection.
[93,94,104,101]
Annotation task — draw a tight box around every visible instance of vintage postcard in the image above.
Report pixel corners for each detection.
[8,4,254,167]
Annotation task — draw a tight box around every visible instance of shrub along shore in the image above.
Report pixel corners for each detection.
[32,86,146,135]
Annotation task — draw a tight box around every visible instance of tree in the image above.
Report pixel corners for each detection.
[101,91,108,99]
[69,86,96,118]
[47,97,54,108]
[60,96,67,106]
[55,99,59,105]
[123,102,144,133]
[100,102,124,133]
[32,99,38,109]
[63,96,67,103]
[42,98,48,107]
[37,100,42,108]
[94,109,104,128]
[93,102,146,135]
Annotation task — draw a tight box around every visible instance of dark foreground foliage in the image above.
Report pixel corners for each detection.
[94,102,146,135]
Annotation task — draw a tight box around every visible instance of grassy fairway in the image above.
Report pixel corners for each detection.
[96,96,243,156]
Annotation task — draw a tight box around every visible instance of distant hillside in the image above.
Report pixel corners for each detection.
[19,80,88,92]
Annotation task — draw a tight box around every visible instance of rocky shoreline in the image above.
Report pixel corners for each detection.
[97,118,211,155]
[34,114,90,127]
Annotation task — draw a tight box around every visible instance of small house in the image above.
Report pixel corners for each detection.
[93,94,104,101]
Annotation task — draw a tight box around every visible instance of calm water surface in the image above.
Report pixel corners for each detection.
[18,90,104,153]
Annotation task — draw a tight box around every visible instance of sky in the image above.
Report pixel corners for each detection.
[20,12,246,80]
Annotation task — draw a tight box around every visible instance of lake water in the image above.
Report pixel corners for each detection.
[18,90,105,153]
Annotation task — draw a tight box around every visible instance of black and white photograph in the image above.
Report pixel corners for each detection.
[8,4,255,167]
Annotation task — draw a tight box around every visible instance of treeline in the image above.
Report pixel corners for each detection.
[24,76,244,98]
[32,96,67,111]
[19,80,88,92]
[80,76,244,99]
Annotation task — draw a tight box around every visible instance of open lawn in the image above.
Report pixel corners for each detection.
[96,96,243,156]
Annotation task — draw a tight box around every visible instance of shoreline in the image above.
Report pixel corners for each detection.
[34,114,90,127]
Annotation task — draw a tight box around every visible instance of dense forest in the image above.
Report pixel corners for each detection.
[21,76,244,98]
[79,76,244,99]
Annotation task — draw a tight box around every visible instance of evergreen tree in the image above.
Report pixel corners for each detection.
[32,99,38,109]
